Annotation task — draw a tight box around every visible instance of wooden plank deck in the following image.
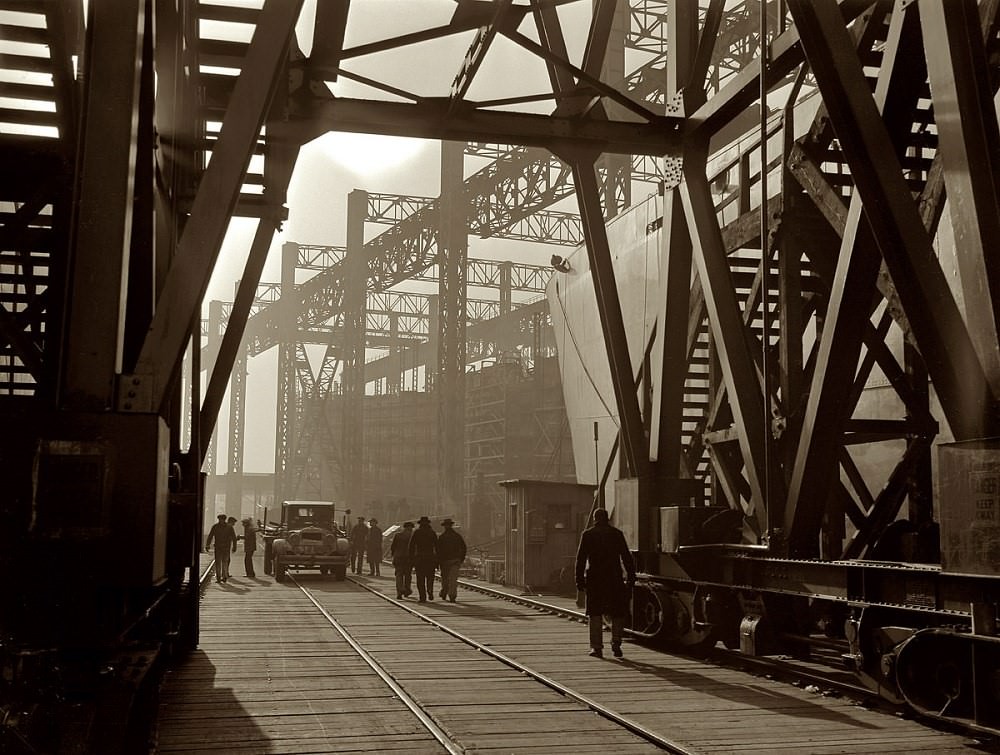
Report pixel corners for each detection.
[154,556,989,753]
[154,556,660,754]
[354,567,986,754]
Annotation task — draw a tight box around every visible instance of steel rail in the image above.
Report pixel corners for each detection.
[458,578,880,705]
[348,577,698,755]
[291,576,464,755]
[200,560,216,590]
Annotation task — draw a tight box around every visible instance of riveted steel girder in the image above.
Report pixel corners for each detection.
[681,150,769,533]
[789,0,995,445]
[570,153,648,479]
[60,3,145,410]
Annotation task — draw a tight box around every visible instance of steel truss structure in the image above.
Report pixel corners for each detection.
[3,0,1000,749]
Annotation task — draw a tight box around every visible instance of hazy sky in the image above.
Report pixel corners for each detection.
[205,1,597,473]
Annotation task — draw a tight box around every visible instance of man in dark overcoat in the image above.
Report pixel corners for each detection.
[240,517,257,577]
[349,516,367,574]
[574,507,636,658]
[366,518,383,576]
[390,521,414,598]
[436,518,466,602]
[408,516,439,602]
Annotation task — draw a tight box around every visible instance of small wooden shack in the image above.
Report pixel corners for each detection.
[499,479,596,593]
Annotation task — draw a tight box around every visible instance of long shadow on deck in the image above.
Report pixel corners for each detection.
[153,650,272,753]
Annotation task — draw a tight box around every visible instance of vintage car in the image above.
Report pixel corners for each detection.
[263,501,350,582]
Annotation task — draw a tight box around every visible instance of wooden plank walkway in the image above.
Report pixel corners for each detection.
[154,555,661,754]
[153,556,989,754]
[355,567,985,754]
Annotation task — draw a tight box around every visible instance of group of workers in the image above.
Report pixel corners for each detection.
[348,516,384,576]
[204,514,258,583]
[348,515,467,602]
[385,516,467,603]
[206,503,635,659]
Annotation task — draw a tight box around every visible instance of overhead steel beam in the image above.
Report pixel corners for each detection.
[367,191,582,245]
[310,0,349,74]
[298,96,680,156]
[688,0,871,137]
[449,0,513,109]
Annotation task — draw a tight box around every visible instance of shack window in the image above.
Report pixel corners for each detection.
[549,504,570,531]
[509,502,518,531]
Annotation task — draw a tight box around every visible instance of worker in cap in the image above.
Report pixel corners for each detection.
[205,514,237,584]
[240,517,257,578]
[437,518,467,603]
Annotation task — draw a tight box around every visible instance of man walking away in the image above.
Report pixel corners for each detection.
[408,516,438,602]
[437,518,466,602]
[205,514,237,584]
[574,508,636,658]
[240,517,257,577]
[367,518,383,576]
[349,516,367,574]
[225,517,239,581]
[391,521,414,598]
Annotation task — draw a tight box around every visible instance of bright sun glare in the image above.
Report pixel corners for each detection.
[318,131,427,176]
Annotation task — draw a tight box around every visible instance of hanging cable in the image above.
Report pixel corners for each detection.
[759,0,773,538]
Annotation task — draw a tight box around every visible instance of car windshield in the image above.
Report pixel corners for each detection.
[286,506,334,530]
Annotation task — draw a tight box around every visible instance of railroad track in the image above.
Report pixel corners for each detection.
[292,574,697,753]
[457,577,880,706]
[161,563,986,753]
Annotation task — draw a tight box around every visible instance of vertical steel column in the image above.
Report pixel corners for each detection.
[438,141,468,517]
[273,241,298,504]
[343,189,368,512]
[904,341,933,532]
[596,0,630,217]
[499,261,512,316]
[650,1,698,500]
[60,3,144,409]
[427,294,439,391]
[205,300,223,478]
[498,261,512,357]
[570,156,648,481]
[226,342,247,519]
[389,312,400,395]
[681,151,770,533]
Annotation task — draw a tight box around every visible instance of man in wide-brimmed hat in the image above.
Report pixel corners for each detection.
[366,518,383,576]
[407,516,438,602]
[437,518,466,603]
